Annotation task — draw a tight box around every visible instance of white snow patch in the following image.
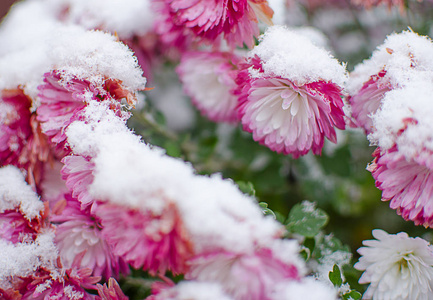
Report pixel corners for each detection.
[0,166,44,220]
[249,25,347,86]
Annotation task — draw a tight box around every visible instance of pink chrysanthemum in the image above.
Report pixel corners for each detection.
[22,262,101,300]
[61,155,95,209]
[348,70,391,134]
[236,57,346,158]
[52,196,128,279]
[0,89,51,187]
[186,247,301,300]
[368,147,433,227]
[0,210,41,244]
[36,71,134,153]
[97,203,194,275]
[153,0,273,49]
[177,51,241,123]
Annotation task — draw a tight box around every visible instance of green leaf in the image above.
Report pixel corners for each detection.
[286,201,329,237]
[258,202,276,218]
[164,140,181,158]
[236,181,256,196]
[329,264,343,287]
[342,290,362,300]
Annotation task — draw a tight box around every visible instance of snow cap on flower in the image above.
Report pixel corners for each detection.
[65,101,284,255]
[44,0,154,38]
[248,25,347,86]
[0,166,44,220]
[355,229,433,300]
[0,231,58,290]
[148,281,234,300]
[365,81,433,227]
[269,277,338,300]
[369,80,433,163]
[177,51,242,123]
[236,25,347,158]
[347,30,433,95]
[0,10,146,102]
[347,30,433,133]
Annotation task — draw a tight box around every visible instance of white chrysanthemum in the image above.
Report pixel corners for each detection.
[355,229,433,300]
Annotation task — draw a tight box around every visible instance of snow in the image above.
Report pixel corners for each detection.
[369,80,433,161]
[347,30,433,95]
[0,0,146,102]
[65,102,284,254]
[0,166,44,220]
[249,25,347,87]
[0,231,59,288]
[271,277,338,300]
[44,0,154,38]
[168,281,234,300]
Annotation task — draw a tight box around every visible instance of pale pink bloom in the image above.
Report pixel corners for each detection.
[177,51,241,123]
[96,278,128,300]
[152,0,273,49]
[97,203,194,275]
[36,71,134,153]
[236,57,346,158]
[52,196,128,279]
[61,155,95,209]
[368,146,433,227]
[186,248,300,300]
[348,70,391,134]
[0,89,51,188]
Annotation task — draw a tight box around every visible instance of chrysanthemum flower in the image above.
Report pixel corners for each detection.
[355,229,433,300]
[0,211,40,244]
[177,51,241,123]
[36,71,134,153]
[186,241,302,300]
[97,202,194,275]
[347,31,433,135]
[152,0,274,49]
[61,155,95,209]
[52,196,128,279]
[238,73,346,158]
[368,147,433,227]
[22,262,101,300]
[235,26,347,158]
[348,70,391,134]
[0,89,51,187]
